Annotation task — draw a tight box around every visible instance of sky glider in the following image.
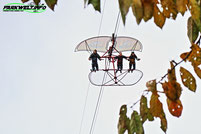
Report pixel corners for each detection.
[75,34,143,86]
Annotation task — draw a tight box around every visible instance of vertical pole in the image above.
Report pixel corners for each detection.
[111,33,117,84]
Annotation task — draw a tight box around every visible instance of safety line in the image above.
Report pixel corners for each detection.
[79,82,91,134]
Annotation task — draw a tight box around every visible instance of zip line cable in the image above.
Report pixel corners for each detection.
[89,61,110,134]
[79,0,108,133]
[114,11,121,36]
[96,0,107,49]
[80,2,122,134]
[79,82,91,134]
[89,10,122,134]
[97,0,107,37]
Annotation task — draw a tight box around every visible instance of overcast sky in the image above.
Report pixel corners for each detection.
[0,0,201,134]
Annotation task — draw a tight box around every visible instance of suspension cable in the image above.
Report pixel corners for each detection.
[89,11,122,134]
[79,82,91,134]
[114,11,121,36]
[96,0,107,49]
[89,60,110,134]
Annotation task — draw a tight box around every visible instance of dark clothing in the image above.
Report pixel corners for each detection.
[92,63,99,71]
[115,55,127,72]
[129,63,136,70]
[129,54,138,70]
[115,55,127,65]
[89,53,101,71]
[89,53,101,64]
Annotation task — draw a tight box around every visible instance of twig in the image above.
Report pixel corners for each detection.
[157,50,193,84]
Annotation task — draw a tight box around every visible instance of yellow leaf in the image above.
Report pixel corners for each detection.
[153,5,166,28]
[161,0,178,19]
[132,0,144,24]
[167,61,176,82]
[176,0,188,15]
[149,92,167,132]
[167,98,183,117]
[180,52,189,61]
[180,67,196,92]
[146,79,156,93]
[142,0,154,22]
[193,64,201,79]
[189,44,201,65]
[150,92,163,117]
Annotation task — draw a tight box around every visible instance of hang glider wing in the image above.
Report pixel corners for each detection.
[75,36,142,53]
[75,36,111,53]
[115,36,142,52]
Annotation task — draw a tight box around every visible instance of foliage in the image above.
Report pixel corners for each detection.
[85,0,201,31]
[83,0,201,133]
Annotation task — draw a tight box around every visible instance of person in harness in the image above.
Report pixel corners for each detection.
[115,52,128,73]
[88,49,102,72]
[128,52,140,72]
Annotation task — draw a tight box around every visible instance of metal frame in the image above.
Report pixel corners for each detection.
[88,69,143,86]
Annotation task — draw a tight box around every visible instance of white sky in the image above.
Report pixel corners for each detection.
[0,0,201,134]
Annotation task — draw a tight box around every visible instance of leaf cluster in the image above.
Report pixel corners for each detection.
[117,35,201,134]
[85,0,201,30]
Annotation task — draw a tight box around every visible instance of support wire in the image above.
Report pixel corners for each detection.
[79,82,91,134]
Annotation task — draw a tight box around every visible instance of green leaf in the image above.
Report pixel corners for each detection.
[88,0,101,12]
[143,1,154,22]
[160,112,167,133]
[119,0,132,25]
[118,105,129,134]
[140,95,154,123]
[128,111,144,134]
[45,0,57,11]
[34,0,41,5]
[140,95,149,123]
[132,0,144,24]
[180,67,197,92]
[189,0,201,32]
[147,111,154,121]
[187,17,199,43]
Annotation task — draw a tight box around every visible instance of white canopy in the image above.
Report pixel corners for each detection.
[75,36,143,53]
